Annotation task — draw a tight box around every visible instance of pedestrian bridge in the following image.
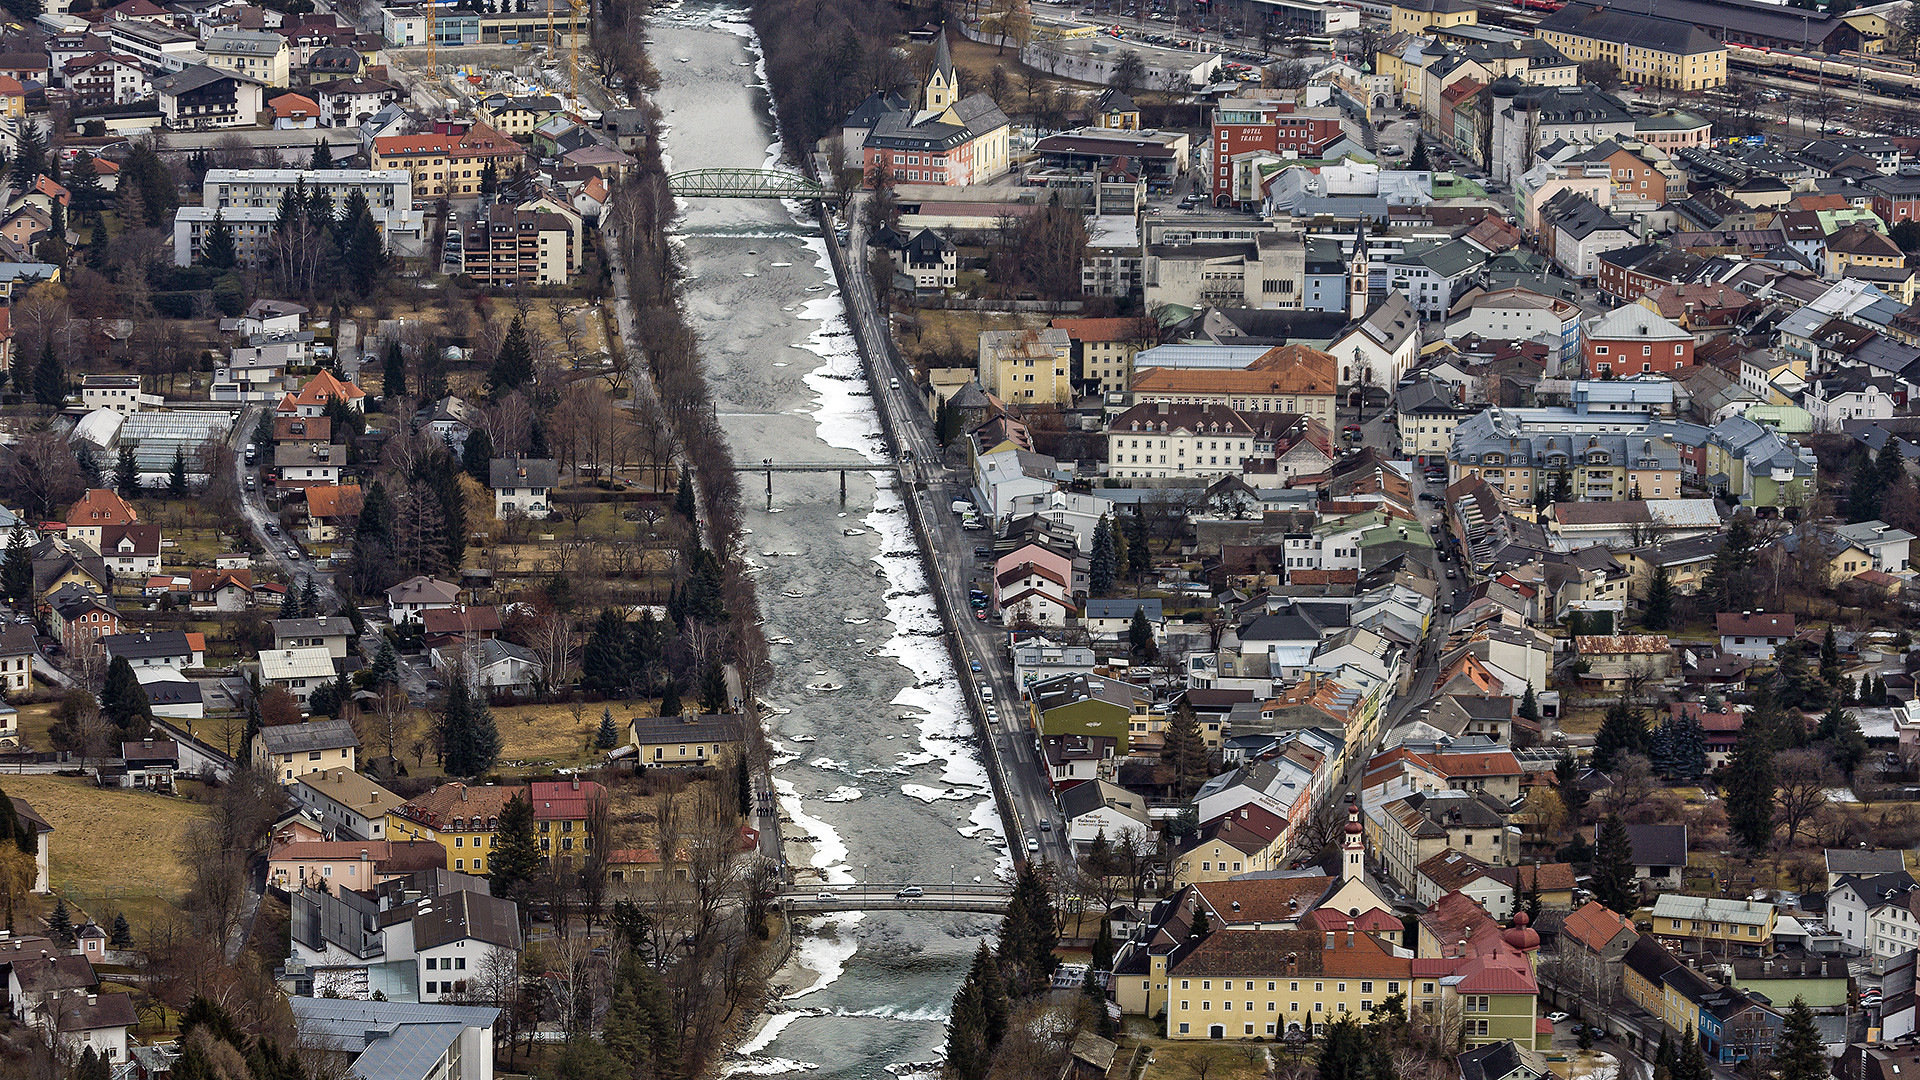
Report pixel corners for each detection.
[736,460,906,472]
[669,168,829,200]
[779,884,1012,914]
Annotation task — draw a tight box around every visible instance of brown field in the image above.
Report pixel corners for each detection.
[0,774,208,931]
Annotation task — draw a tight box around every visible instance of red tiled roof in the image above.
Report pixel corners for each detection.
[529,779,607,821]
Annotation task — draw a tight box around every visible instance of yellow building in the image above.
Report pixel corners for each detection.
[629,714,746,766]
[1170,806,1290,887]
[1534,7,1727,91]
[979,327,1073,405]
[1390,0,1477,35]
[1051,317,1153,396]
[384,781,522,876]
[370,123,526,199]
[1647,894,1777,954]
[252,718,359,784]
[1163,929,1414,1039]
[475,93,560,137]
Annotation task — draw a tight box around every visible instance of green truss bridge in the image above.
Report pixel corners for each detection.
[669,168,829,200]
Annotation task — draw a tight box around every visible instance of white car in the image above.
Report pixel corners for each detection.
[1546,1012,1569,1024]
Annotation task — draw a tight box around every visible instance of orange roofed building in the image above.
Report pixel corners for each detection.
[1130,343,1337,429]
[283,370,364,417]
[371,120,524,199]
[65,489,137,552]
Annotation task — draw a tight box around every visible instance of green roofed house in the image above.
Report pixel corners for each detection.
[1025,672,1145,754]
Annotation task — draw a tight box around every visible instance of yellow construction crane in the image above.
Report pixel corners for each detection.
[569,0,584,101]
[425,1,436,99]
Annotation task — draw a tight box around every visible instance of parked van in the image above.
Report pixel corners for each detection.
[897,886,923,898]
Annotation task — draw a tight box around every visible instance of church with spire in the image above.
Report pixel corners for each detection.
[849,31,1013,187]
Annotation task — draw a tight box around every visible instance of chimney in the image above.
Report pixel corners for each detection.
[86,994,96,1007]
[571,776,580,791]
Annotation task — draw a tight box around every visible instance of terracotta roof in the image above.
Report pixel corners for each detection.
[1558,899,1637,951]
[1487,863,1577,893]
[1169,927,1412,977]
[1419,848,1497,892]
[1305,906,1401,933]
[392,782,519,832]
[291,369,364,406]
[66,489,137,526]
[1191,876,1335,924]
[1132,344,1336,398]
[420,605,502,635]
[1050,316,1149,343]
[529,778,606,821]
[306,483,362,519]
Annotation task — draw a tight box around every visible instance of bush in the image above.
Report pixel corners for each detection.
[151,292,197,319]
[211,275,245,317]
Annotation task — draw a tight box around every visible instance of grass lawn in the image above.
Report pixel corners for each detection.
[1138,1037,1270,1080]
[13,702,55,750]
[1558,708,1603,737]
[0,775,208,930]
[493,701,659,768]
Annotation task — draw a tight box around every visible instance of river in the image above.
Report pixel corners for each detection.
[646,3,1007,1077]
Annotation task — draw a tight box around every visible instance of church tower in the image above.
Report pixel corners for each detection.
[1347,219,1370,321]
[924,31,957,112]
[1342,798,1365,884]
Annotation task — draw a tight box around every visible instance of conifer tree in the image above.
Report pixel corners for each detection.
[488,793,541,899]
[1702,518,1757,611]
[1593,701,1647,773]
[674,469,697,520]
[1643,563,1674,631]
[200,209,236,269]
[1726,714,1778,850]
[1774,998,1826,1080]
[658,677,680,719]
[736,754,751,816]
[996,861,1059,996]
[99,656,153,734]
[1161,705,1210,799]
[596,706,620,750]
[440,677,500,777]
[1,528,30,607]
[1089,516,1115,595]
[32,339,61,409]
[114,445,138,496]
[109,912,132,948]
[1128,606,1155,658]
[1519,683,1539,724]
[1592,813,1637,915]
[382,338,407,399]
[300,576,319,616]
[461,426,495,482]
[310,140,334,169]
[700,657,728,714]
[46,895,72,943]
[488,316,534,396]
[1821,626,1843,688]
[370,638,399,686]
[168,448,187,497]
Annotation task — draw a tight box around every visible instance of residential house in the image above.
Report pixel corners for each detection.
[386,576,461,624]
[188,568,253,611]
[46,585,120,653]
[1584,305,1694,377]
[253,716,359,782]
[1647,893,1777,956]
[528,777,605,867]
[1715,613,1794,660]
[260,646,338,706]
[419,606,502,651]
[1370,788,1515,892]
[99,630,203,670]
[488,457,558,519]
[48,991,137,1066]
[265,838,447,891]
[293,768,403,842]
[432,638,543,697]
[1625,822,1688,889]
[628,714,746,766]
[272,617,354,658]
[1827,871,1920,964]
[1170,804,1291,887]
[0,626,35,698]
[1573,634,1672,691]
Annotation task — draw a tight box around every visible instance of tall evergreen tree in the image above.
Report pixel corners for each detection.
[168,448,188,497]
[440,677,501,777]
[488,317,534,396]
[85,215,107,270]
[370,638,399,687]
[596,706,620,751]
[1089,516,1115,595]
[345,202,388,295]
[700,657,728,714]
[1774,999,1826,1080]
[1726,714,1779,850]
[109,912,132,948]
[1593,701,1647,773]
[996,861,1059,996]
[114,445,138,496]
[1128,607,1155,658]
[673,469,697,520]
[9,123,44,192]
[200,209,236,269]
[658,677,681,719]
[1554,750,1590,816]
[461,426,495,482]
[1125,509,1149,576]
[46,895,72,943]
[1643,563,1675,631]
[32,339,61,409]
[1820,626,1842,687]
[1161,705,1210,799]
[382,338,407,399]
[580,609,632,696]
[1702,518,1757,611]
[488,793,541,898]
[1592,814,1637,914]
[310,140,334,169]
[0,528,30,607]
[98,656,153,734]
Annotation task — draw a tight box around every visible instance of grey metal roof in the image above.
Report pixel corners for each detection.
[257,717,360,754]
[99,630,193,661]
[1084,598,1163,621]
[273,617,355,640]
[407,888,522,951]
[629,713,747,744]
[487,457,559,490]
[291,997,499,1080]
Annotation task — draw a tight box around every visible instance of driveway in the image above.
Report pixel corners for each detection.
[229,403,343,611]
